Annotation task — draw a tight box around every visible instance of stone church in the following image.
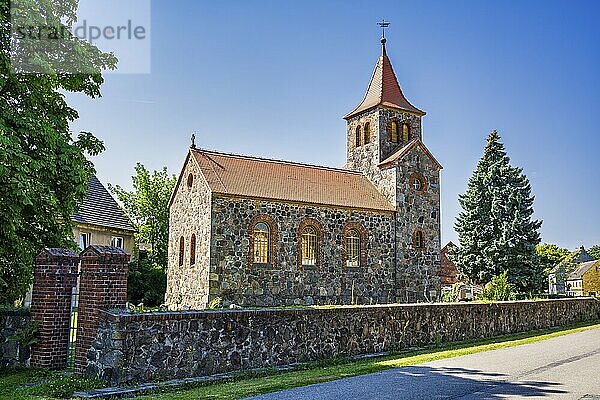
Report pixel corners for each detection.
[165,37,442,310]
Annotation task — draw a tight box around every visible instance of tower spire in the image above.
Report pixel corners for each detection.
[343,22,425,120]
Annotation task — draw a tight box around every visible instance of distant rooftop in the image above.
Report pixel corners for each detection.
[72,175,136,232]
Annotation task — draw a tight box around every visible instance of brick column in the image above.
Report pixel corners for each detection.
[75,246,129,373]
[30,248,79,369]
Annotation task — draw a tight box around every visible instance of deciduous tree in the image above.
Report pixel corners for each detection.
[536,243,570,274]
[110,164,176,306]
[0,0,116,304]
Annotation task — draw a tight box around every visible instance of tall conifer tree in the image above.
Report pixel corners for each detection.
[453,131,543,292]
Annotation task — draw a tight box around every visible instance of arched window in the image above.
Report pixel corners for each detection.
[355,126,362,147]
[187,174,194,190]
[413,230,424,249]
[301,226,318,267]
[363,123,371,144]
[402,123,411,143]
[346,229,361,268]
[190,234,196,265]
[178,236,185,266]
[390,121,399,143]
[253,222,270,264]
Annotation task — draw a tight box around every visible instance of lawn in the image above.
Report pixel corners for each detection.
[1,321,598,400]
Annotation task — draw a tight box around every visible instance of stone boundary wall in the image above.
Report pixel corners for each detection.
[86,298,600,385]
[0,308,32,368]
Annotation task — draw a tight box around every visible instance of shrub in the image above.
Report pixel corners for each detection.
[478,272,517,302]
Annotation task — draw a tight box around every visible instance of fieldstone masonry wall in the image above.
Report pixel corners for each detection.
[86,298,600,385]
[346,108,441,303]
[165,156,212,309]
[208,196,397,307]
[0,308,31,367]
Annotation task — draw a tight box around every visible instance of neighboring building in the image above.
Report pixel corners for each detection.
[166,37,442,310]
[440,242,460,288]
[72,175,136,254]
[565,260,600,297]
[548,247,594,295]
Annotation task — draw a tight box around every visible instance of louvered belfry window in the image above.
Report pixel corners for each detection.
[402,123,411,143]
[301,226,317,266]
[346,229,361,268]
[390,121,398,143]
[364,123,371,144]
[253,223,270,264]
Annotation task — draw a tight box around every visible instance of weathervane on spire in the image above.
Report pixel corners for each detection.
[377,19,390,39]
[377,19,390,52]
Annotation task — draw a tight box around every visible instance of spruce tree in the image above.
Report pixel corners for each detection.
[453,131,543,293]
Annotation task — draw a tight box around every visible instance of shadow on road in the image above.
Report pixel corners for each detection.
[246,365,567,400]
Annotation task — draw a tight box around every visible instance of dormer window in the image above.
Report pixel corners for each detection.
[364,123,371,144]
[355,126,362,147]
[390,121,399,143]
[402,123,411,143]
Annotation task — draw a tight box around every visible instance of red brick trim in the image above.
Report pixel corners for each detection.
[409,172,428,194]
[297,218,324,270]
[342,222,368,270]
[247,214,278,268]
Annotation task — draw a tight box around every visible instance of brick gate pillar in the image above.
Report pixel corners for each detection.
[75,246,129,373]
[30,248,80,369]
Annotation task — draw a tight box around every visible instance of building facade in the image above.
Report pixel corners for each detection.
[565,260,600,297]
[549,247,594,295]
[166,38,442,309]
[72,175,136,254]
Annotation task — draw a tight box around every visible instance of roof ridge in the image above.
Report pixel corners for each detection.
[192,148,364,175]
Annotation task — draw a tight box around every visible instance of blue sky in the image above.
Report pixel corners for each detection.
[67,0,600,250]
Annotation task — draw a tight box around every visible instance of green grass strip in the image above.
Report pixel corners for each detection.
[137,321,600,400]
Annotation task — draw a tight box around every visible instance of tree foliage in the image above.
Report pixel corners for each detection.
[109,163,176,269]
[110,164,176,306]
[588,245,600,260]
[536,243,570,274]
[452,131,543,293]
[0,0,116,304]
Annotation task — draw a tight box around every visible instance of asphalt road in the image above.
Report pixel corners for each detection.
[245,327,600,400]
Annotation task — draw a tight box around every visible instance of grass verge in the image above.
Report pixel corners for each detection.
[137,321,600,400]
[0,321,598,399]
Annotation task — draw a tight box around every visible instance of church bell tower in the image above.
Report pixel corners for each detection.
[344,24,443,302]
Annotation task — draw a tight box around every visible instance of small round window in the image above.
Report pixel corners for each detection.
[187,174,194,190]
[409,173,427,193]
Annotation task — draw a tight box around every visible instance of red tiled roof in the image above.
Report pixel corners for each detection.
[190,149,395,212]
[344,49,425,119]
[441,242,460,286]
[379,139,443,170]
